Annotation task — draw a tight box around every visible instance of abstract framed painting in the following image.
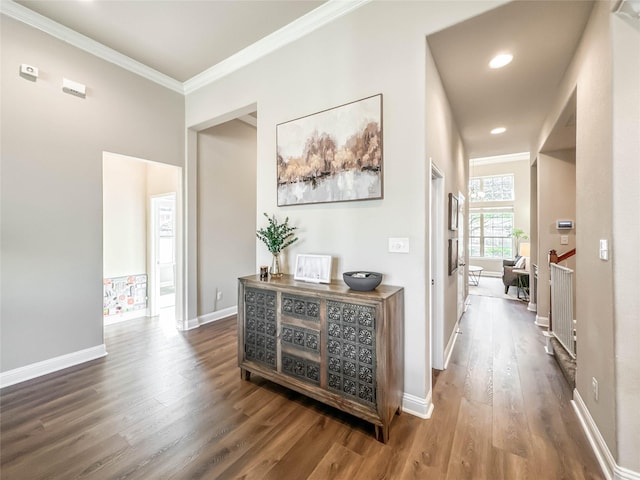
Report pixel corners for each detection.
[276,94,383,206]
[448,193,459,231]
[448,238,459,276]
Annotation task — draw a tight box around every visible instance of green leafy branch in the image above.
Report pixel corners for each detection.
[511,228,529,240]
[256,213,299,254]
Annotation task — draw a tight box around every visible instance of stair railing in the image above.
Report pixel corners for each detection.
[545,248,576,356]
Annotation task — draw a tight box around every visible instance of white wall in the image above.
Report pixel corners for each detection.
[611,9,640,473]
[197,120,257,317]
[534,0,640,469]
[103,153,147,278]
[0,16,184,374]
[147,161,180,197]
[184,0,499,413]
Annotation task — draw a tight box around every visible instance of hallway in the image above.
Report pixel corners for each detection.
[0,296,603,479]
[428,295,602,479]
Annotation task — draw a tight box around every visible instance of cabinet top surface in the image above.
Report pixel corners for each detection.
[239,274,403,300]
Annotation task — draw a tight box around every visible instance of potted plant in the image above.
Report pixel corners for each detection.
[256,213,299,277]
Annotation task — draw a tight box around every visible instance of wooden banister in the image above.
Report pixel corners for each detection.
[550,248,576,264]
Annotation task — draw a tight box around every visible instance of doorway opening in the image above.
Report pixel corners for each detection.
[102,152,182,329]
[150,193,177,316]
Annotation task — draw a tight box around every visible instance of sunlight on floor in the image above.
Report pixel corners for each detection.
[157,305,179,338]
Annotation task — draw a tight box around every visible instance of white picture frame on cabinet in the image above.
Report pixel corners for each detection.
[294,254,331,283]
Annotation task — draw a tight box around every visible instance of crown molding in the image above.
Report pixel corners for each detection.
[183,0,372,95]
[2,0,371,96]
[0,0,184,94]
[470,151,530,166]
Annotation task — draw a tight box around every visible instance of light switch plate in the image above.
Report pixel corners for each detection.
[599,239,609,260]
[560,235,569,245]
[388,237,410,253]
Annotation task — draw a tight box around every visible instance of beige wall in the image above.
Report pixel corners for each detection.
[185,0,499,410]
[0,16,184,372]
[529,163,538,306]
[534,5,640,467]
[611,9,640,472]
[536,150,576,320]
[468,158,531,275]
[197,120,257,317]
[426,42,467,366]
[573,2,616,459]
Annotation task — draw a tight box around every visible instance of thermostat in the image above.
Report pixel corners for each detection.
[556,220,574,230]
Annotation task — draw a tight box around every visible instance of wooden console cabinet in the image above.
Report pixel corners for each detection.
[237,274,404,442]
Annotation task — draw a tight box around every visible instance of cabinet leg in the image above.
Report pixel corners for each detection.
[240,368,251,381]
[374,424,389,444]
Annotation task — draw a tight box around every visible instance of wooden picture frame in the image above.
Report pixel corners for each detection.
[277,94,383,206]
[448,193,458,231]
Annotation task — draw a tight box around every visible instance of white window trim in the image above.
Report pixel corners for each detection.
[469,206,515,259]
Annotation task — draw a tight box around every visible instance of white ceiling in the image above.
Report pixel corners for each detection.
[14,0,325,82]
[6,0,596,159]
[428,0,594,159]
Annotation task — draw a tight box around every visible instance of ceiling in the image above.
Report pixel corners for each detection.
[7,0,595,160]
[14,0,325,82]
[428,0,594,159]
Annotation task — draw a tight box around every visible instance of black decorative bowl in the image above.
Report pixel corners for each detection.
[343,271,383,291]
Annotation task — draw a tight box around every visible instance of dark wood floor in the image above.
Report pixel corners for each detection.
[1,296,603,479]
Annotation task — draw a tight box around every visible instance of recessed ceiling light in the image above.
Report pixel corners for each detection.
[491,127,507,135]
[489,53,513,69]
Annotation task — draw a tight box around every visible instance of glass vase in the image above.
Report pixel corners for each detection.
[270,253,283,277]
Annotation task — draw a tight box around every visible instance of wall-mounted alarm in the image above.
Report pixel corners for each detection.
[62,78,86,98]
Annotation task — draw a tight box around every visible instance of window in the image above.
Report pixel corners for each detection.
[469,209,514,258]
[469,174,514,202]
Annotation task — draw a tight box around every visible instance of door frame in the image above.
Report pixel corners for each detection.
[430,163,445,370]
[102,151,184,330]
[457,191,467,321]
[149,192,177,316]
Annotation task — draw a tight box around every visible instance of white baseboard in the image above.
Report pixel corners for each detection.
[402,391,434,419]
[0,344,107,389]
[103,308,148,326]
[184,317,200,330]
[535,315,549,327]
[443,322,461,370]
[527,302,537,312]
[198,306,237,326]
[572,389,640,480]
[617,466,640,480]
[543,331,554,355]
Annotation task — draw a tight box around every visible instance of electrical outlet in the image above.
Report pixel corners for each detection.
[592,377,599,401]
[217,291,223,301]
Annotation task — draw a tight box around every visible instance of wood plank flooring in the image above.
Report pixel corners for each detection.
[0,296,604,479]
